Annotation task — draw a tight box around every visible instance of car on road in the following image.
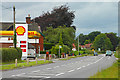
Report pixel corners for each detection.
[106,50,112,56]
[94,52,98,56]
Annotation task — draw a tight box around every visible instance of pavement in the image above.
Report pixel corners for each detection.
[2,54,117,79]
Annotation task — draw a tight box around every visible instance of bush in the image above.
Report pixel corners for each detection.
[70,51,79,56]
[40,51,46,54]
[1,48,22,62]
[85,49,94,54]
[44,43,55,50]
[81,49,86,51]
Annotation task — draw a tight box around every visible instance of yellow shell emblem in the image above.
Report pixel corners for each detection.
[16,26,26,35]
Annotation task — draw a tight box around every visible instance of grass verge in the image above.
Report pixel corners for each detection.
[2,60,26,65]
[59,54,93,60]
[1,60,53,71]
[90,60,119,78]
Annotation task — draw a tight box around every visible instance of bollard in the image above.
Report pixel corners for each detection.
[36,57,38,64]
[15,59,17,67]
[66,54,68,59]
[27,58,29,65]
[44,55,46,62]
[61,55,63,58]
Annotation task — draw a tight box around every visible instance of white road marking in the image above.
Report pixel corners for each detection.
[32,70,40,73]
[28,76,50,78]
[16,73,26,76]
[54,66,59,68]
[40,74,54,76]
[82,66,86,68]
[47,68,52,70]
[11,75,16,77]
[68,69,75,72]
[55,73,64,76]
[87,64,90,66]
[46,76,51,78]
[77,67,81,70]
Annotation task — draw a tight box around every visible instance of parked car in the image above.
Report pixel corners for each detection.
[94,52,98,56]
[106,50,112,56]
[27,49,36,59]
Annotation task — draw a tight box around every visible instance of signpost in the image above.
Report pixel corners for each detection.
[59,45,62,58]
[15,24,28,60]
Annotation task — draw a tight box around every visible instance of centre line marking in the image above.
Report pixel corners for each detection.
[55,73,64,76]
[47,68,52,70]
[32,70,40,73]
[87,64,90,66]
[68,69,75,72]
[82,66,85,68]
[77,67,81,70]
[54,66,59,68]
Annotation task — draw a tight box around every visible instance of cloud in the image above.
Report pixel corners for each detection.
[1,2,118,36]
[73,2,118,35]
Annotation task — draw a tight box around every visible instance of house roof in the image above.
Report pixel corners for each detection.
[79,43,93,48]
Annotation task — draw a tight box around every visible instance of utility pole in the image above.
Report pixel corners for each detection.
[78,35,79,52]
[13,6,16,48]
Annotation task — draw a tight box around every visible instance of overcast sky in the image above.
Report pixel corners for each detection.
[0,1,118,36]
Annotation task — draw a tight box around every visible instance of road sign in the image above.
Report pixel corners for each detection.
[59,45,62,48]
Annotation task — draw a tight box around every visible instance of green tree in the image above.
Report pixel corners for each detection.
[88,31,101,42]
[59,33,63,46]
[106,32,119,51]
[77,33,88,45]
[93,33,113,51]
[84,39,91,44]
[43,26,75,49]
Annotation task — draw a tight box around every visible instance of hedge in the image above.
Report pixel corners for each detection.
[0,48,22,62]
[85,49,94,54]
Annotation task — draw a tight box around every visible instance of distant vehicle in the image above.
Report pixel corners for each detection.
[106,50,112,56]
[94,52,98,56]
[27,49,36,59]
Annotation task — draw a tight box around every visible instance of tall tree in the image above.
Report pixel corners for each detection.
[78,33,88,45]
[93,33,113,51]
[59,33,63,46]
[88,31,101,42]
[106,32,119,51]
[32,5,75,31]
[43,26,75,49]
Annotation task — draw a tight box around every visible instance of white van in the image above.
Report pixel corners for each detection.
[27,49,36,59]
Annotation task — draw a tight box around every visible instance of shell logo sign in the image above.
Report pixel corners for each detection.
[16,26,26,35]
[15,24,28,59]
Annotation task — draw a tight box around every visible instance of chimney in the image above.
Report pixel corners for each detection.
[26,14,31,24]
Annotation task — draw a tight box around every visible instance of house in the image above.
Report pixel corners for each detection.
[0,14,44,57]
[79,43,92,49]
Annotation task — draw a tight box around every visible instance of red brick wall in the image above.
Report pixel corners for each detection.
[0,43,13,48]
[31,43,39,54]
[39,36,44,51]
[31,35,44,54]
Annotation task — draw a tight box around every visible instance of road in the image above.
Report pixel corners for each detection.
[2,54,117,80]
